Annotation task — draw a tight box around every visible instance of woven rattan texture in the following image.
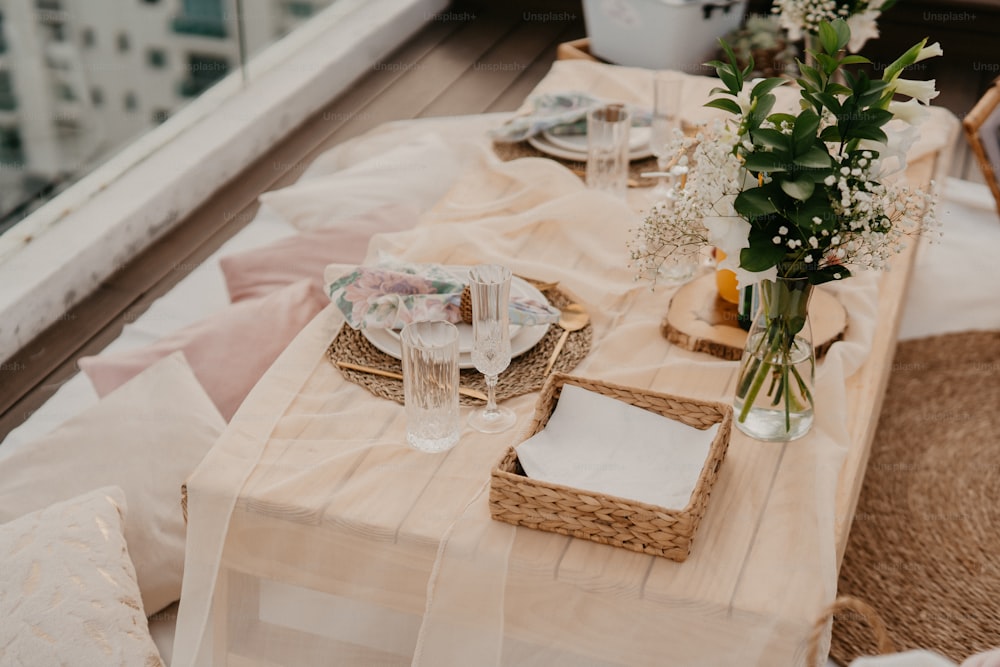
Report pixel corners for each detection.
[492,141,659,188]
[832,330,1000,664]
[325,286,592,407]
[489,374,732,561]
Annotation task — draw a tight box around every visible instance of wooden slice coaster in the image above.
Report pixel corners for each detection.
[660,273,847,361]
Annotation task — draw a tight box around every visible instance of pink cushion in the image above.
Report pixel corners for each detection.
[220,203,419,302]
[79,280,326,420]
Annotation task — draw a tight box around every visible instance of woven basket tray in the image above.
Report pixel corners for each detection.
[489,374,733,562]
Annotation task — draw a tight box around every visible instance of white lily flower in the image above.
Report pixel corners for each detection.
[736,89,753,115]
[733,265,778,290]
[889,98,929,126]
[777,12,803,42]
[704,216,751,261]
[914,42,943,63]
[860,125,919,176]
[892,78,939,105]
[703,215,779,287]
[846,10,881,53]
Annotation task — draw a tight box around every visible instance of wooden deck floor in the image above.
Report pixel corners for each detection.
[0,0,990,440]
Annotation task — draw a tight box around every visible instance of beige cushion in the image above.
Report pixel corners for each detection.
[0,486,164,666]
[0,352,226,614]
[78,279,327,420]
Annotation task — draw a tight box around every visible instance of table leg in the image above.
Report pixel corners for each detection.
[211,567,263,665]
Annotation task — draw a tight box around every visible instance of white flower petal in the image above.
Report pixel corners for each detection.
[892,78,940,105]
[733,265,777,290]
[846,11,881,53]
[704,216,751,260]
[914,42,943,63]
[889,98,929,126]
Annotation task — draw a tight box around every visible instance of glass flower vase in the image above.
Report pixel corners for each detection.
[733,277,816,442]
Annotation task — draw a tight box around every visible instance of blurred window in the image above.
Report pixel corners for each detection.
[173,0,228,38]
[0,71,15,111]
[0,0,336,234]
[0,127,24,166]
[180,53,229,97]
[148,48,168,68]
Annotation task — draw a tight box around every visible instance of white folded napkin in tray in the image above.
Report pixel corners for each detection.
[516,385,720,510]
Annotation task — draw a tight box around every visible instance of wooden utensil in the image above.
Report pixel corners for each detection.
[335,361,488,402]
[543,303,590,375]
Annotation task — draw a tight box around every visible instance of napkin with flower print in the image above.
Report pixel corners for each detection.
[326,259,560,330]
[490,92,651,143]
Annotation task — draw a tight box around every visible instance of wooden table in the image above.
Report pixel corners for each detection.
[178,128,944,666]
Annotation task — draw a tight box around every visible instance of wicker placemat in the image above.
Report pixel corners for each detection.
[492,140,660,188]
[832,330,1000,664]
[325,286,593,406]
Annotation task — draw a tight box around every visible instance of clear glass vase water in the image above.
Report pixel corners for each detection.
[733,277,816,442]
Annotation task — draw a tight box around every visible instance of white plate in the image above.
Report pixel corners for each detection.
[542,126,650,153]
[361,270,551,369]
[383,320,516,354]
[529,128,653,162]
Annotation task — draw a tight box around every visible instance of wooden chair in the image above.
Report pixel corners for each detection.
[962,75,1000,218]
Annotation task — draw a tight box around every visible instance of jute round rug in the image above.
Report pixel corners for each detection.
[832,330,1000,664]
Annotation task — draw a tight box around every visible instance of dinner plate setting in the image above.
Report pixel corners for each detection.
[326,276,593,407]
[359,268,551,369]
[527,126,653,162]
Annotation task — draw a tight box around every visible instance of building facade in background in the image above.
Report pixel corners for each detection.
[0,0,328,230]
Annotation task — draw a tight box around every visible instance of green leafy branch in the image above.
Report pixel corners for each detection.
[704,18,936,285]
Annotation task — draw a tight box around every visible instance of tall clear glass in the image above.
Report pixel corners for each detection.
[401,321,461,453]
[468,264,516,434]
[586,104,631,199]
[650,73,683,204]
[649,73,696,284]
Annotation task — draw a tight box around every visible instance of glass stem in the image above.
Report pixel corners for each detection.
[485,374,499,415]
[657,155,669,192]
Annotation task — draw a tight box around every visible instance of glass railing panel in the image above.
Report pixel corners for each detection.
[0,0,337,237]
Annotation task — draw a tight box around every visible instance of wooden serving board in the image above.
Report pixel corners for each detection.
[660,273,848,361]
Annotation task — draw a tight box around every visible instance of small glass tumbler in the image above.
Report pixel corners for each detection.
[586,104,631,199]
[400,320,461,453]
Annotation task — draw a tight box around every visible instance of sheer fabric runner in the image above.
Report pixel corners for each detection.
[171,62,958,666]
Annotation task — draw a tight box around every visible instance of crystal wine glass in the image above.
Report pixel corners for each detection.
[468,264,516,434]
[649,73,683,205]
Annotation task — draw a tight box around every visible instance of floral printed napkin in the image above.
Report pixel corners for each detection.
[326,260,560,330]
[490,92,651,143]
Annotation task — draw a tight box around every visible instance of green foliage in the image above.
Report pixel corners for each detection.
[703,18,930,284]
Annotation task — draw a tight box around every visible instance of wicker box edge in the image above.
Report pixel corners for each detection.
[488,373,733,561]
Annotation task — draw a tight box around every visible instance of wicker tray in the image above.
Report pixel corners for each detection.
[489,374,733,561]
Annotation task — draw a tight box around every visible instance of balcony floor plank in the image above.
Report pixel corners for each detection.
[417,18,577,117]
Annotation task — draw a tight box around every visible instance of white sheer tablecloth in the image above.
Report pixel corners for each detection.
[172,61,960,666]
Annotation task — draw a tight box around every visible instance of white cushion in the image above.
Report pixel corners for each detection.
[0,486,164,666]
[0,352,226,614]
